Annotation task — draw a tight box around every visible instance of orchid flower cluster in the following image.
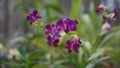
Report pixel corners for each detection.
[96,4,117,31]
[26,4,118,53]
[26,10,82,53]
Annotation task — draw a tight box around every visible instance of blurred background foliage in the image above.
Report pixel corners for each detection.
[0,0,120,68]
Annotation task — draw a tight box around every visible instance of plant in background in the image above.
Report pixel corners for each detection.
[1,0,120,68]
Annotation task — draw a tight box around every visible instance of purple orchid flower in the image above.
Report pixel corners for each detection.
[46,35,60,47]
[56,17,78,33]
[101,20,111,31]
[111,9,117,19]
[45,24,61,47]
[96,4,106,13]
[65,37,82,53]
[26,10,41,25]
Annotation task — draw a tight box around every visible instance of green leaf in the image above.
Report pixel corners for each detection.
[53,0,59,5]
[81,14,94,33]
[34,0,42,10]
[54,60,67,65]
[54,64,67,68]
[13,2,34,11]
[87,49,104,61]
[78,44,91,68]
[10,37,27,43]
[18,46,27,60]
[86,56,110,68]
[2,61,24,67]
[107,48,120,61]
[27,33,48,50]
[44,4,64,14]
[27,49,44,61]
[32,64,48,68]
[70,0,81,18]
[99,26,120,47]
